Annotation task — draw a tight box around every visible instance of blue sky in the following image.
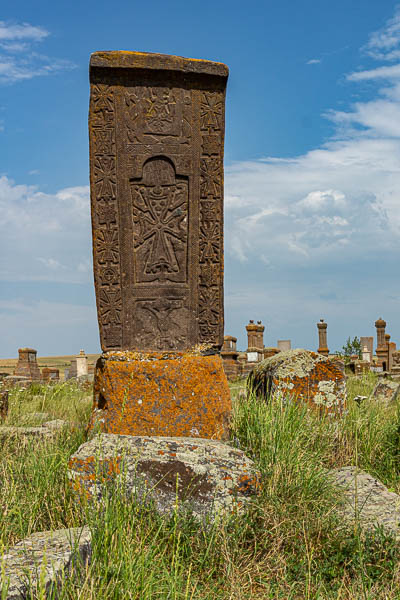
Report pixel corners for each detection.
[1,0,400,357]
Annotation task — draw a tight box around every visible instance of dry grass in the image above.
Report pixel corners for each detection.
[1,374,400,598]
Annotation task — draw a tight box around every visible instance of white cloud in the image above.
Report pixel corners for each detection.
[306,58,321,65]
[224,12,400,349]
[364,7,400,61]
[0,21,75,84]
[0,21,48,43]
[0,176,91,283]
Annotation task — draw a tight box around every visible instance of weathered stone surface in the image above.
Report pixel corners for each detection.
[331,467,400,539]
[371,379,400,404]
[88,350,231,439]
[0,526,91,599]
[89,51,228,353]
[69,434,259,519]
[247,349,346,414]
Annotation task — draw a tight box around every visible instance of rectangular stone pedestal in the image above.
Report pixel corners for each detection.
[88,351,231,439]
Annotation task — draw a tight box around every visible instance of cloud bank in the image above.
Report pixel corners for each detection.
[0,20,75,84]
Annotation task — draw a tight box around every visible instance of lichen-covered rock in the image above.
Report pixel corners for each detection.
[371,380,400,405]
[331,467,400,539]
[69,434,259,520]
[88,351,232,439]
[0,526,91,599]
[247,349,345,414]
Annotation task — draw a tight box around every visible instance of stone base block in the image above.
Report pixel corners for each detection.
[68,434,259,520]
[88,351,232,439]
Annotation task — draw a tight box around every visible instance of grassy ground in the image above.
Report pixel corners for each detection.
[2,373,400,598]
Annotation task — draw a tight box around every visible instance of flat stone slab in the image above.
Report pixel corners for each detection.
[0,526,91,599]
[69,434,259,520]
[331,467,400,539]
[371,380,400,404]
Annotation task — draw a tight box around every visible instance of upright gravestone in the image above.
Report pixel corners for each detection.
[88,51,231,439]
[14,348,41,381]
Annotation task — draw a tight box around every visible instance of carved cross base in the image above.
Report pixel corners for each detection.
[88,351,231,439]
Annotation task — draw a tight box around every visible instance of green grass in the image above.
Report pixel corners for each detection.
[2,375,400,598]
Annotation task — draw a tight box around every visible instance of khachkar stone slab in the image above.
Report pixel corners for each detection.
[69,435,259,521]
[89,51,228,352]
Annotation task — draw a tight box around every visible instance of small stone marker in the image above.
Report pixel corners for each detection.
[0,526,91,599]
[277,340,291,352]
[317,319,329,356]
[360,336,374,363]
[13,348,41,381]
[76,350,88,377]
[247,349,346,414]
[371,380,400,404]
[331,467,400,540]
[69,435,259,520]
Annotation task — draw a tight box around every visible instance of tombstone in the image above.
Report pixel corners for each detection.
[361,346,371,363]
[41,368,60,383]
[391,350,400,378]
[360,337,373,363]
[317,319,329,356]
[69,51,259,521]
[13,348,41,381]
[277,340,291,352]
[76,350,88,377]
[87,51,231,439]
[67,359,77,380]
[375,318,387,370]
[388,341,397,372]
[220,335,239,380]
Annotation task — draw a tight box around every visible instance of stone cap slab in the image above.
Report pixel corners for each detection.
[90,51,229,77]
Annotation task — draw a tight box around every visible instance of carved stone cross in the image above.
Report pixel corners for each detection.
[89,52,228,353]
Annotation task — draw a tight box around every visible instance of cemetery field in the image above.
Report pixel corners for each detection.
[2,374,400,598]
[0,354,100,377]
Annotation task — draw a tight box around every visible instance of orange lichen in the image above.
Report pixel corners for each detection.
[88,353,232,439]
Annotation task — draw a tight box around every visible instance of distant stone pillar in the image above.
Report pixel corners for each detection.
[317,319,329,356]
[246,320,258,350]
[246,320,264,362]
[375,318,387,369]
[220,336,239,380]
[76,350,88,377]
[255,321,265,351]
[14,348,41,381]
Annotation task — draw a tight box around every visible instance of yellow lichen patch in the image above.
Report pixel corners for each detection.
[88,353,232,439]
